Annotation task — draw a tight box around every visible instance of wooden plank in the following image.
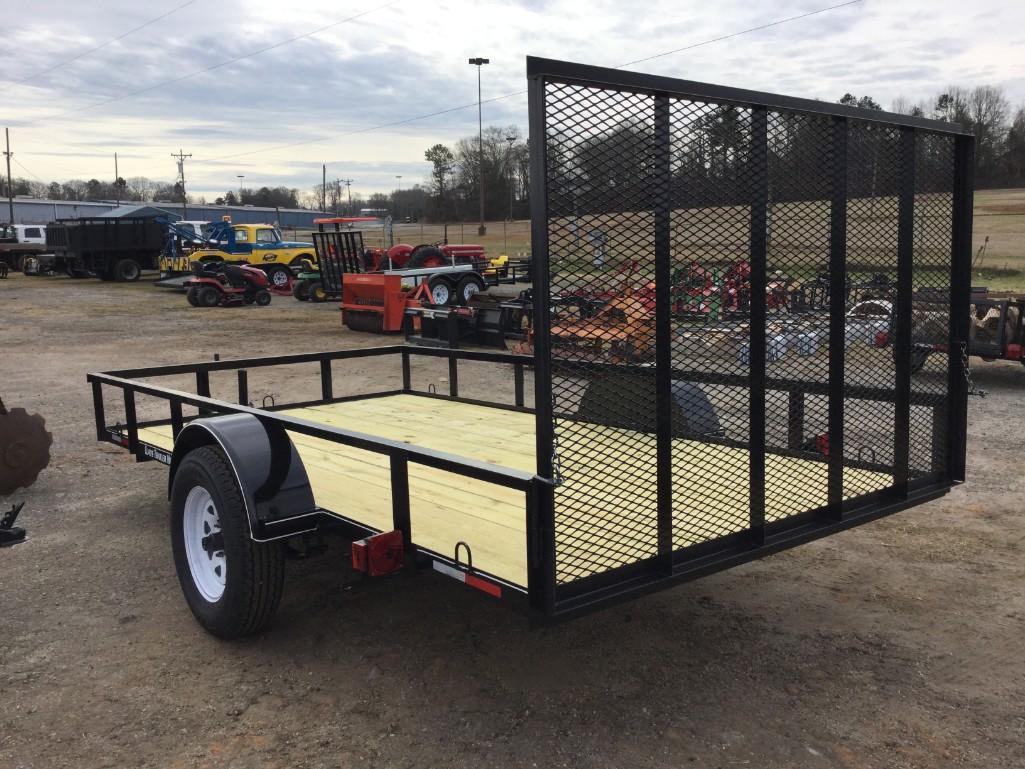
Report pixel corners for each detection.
[135,395,892,587]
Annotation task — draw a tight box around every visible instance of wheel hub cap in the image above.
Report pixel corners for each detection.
[183,486,226,602]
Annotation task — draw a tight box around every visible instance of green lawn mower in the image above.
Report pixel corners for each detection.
[291,259,333,303]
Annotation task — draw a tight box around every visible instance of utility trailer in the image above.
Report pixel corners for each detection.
[87,58,972,638]
[46,217,164,281]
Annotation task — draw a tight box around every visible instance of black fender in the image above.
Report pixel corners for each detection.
[168,414,317,541]
[576,371,722,438]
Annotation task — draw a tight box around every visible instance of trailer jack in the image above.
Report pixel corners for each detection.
[0,502,26,547]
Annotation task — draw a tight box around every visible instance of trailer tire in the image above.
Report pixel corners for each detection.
[263,264,291,289]
[170,446,285,639]
[456,274,485,305]
[198,286,221,307]
[428,275,455,305]
[113,258,141,282]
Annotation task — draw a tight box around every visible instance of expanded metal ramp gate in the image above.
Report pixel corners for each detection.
[312,229,365,293]
[526,57,973,617]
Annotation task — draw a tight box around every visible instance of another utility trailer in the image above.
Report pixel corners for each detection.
[87,58,972,638]
[46,216,164,280]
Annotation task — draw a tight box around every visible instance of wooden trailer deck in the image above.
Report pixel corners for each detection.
[136,394,891,588]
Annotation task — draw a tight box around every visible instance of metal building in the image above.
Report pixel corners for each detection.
[5,198,331,228]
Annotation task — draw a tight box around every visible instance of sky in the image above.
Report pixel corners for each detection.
[1,0,1023,202]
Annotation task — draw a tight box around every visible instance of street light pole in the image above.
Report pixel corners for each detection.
[468,57,489,237]
[237,175,244,202]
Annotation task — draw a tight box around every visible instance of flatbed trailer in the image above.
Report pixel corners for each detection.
[87,58,972,638]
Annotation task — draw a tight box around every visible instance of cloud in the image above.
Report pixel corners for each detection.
[2,0,1024,197]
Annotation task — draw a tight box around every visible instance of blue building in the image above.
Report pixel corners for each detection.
[6,198,331,228]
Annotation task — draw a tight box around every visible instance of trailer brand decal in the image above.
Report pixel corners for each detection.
[142,444,172,465]
[432,561,502,598]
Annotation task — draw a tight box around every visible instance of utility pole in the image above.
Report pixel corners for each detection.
[505,135,516,221]
[4,128,13,224]
[322,165,327,212]
[114,152,120,207]
[329,178,343,216]
[171,148,191,219]
[341,179,353,215]
[468,57,489,236]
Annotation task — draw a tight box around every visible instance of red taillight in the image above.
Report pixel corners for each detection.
[874,330,889,348]
[816,433,829,456]
[1007,343,1023,360]
[351,530,404,576]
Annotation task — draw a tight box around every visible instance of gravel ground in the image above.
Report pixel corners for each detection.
[2,272,1023,769]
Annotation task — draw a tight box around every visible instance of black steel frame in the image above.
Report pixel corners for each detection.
[525,57,973,619]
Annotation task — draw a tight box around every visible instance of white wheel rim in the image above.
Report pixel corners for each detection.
[462,283,480,301]
[432,284,450,304]
[183,486,226,602]
[272,270,289,286]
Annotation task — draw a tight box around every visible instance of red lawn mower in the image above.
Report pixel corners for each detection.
[184,262,285,307]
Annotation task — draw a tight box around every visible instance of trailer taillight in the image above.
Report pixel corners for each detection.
[816,433,829,456]
[351,531,404,576]
[874,330,889,348]
[1007,343,1023,360]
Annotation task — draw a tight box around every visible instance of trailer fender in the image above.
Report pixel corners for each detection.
[168,414,316,540]
[577,372,722,438]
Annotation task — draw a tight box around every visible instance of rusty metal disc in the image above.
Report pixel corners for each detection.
[0,408,52,496]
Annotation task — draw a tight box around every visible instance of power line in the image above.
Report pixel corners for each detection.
[29,0,400,124]
[618,0,862,68]
[11,156,46,183]
[195,0,862,166]
[6,0,197,88]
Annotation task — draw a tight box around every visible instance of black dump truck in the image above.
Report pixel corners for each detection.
[45,217,164,281]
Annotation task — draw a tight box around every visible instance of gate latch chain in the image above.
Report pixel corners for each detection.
[960,342,987,398]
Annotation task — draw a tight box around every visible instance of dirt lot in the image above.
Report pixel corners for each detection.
[2,273,1024,769]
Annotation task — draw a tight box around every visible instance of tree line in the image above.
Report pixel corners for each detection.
[0,175,306,210]
[5,84,1022,220]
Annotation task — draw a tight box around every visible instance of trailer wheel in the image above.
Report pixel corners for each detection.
[198,286,221,307]
[170,446,285,638]
[263,265,291,288]
[254,290,272,306]
[114,258,141,282]
[186,287,200,307]
[456,274,485,305]
[428,275,455,305]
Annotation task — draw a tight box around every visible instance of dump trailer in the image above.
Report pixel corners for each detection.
[87,57,972,639]
[46,217,164,281]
